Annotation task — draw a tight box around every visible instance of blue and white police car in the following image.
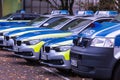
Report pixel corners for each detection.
[70,11,120,80]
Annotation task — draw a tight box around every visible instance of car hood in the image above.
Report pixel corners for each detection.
[79,22,119,38]
[0,20,30,26]
[0,25,34,33]
[44,36,77,47]
[5,27,54,37]
[16,30,72,41]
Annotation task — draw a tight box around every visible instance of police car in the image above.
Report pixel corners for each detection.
[70,12,120,80]
[41,36,75,72]
[0,13,40,26]
[13,11,114,64]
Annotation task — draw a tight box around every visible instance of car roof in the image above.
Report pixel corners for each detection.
[82,16,114,20]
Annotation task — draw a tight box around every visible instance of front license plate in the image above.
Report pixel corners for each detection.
[14,47,19,52]
[41,54,48,60]
[71,59,77,67]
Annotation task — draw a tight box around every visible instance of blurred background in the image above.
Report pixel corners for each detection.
[0,0,119,16]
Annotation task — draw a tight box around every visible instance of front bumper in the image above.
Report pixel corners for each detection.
[41,50,71,69]
[0,36,5,48]
[70,46,116,79]
[2,38,14,51]
[14,46,40,60]
[14,41,45,60]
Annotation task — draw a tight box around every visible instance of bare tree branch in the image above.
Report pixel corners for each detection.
[69,0,74,15]
[65,0,69,9]
[45,0,75,15]
[60,0,65,8]
[46,0,58,9]
[53,0,60,8]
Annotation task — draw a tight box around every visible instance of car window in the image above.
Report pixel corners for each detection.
[42,17,69,28]
[79,18,112,34]
[27,16,49,26]
[96,19,112,23]
[11,14,22,20]
[0,13,12,19]
[24,14,39,20]
[60,18,91,31]
[111,14,120,22]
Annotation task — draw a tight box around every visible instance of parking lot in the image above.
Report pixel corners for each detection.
[0,50,92,80]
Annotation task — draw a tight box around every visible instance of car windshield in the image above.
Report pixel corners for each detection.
[8,14,22,20]
[111,14,120,22]
[41,17,70,28]
[59,18,92,33]
[27,16,49,26]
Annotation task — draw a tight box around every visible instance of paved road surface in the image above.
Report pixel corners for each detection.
[0,50,92,80]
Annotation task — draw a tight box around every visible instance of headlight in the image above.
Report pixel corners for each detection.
[3,32,9,35]
[23,39,40,45]
[53,45,71,52]
[90,37,114,47]
[0,32,8,36]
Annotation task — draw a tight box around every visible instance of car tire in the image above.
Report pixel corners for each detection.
[113,64,120,80]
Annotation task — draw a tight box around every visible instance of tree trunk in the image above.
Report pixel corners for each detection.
[69,0,74,15]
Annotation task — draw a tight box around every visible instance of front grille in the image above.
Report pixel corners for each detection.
[5,36,9,41]
[0,33,3,36]
[43,59,64,65]
[16,41,22,46]
[45,46,50,53]
[73,37,81,46]
[11,36,16,40]
[78,38,92,47]
[14,52,33,56]
[0,40,3,44]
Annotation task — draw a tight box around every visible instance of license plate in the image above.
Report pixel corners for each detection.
[14,47,19,52]
[71,59,77,67]
[41,54,48,60]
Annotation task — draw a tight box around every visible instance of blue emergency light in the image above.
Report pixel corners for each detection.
[94,11,118,17]
[51,10,69,15]
[76,10,94,16]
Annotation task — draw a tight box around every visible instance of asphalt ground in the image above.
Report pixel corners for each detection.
[0,50,92,80]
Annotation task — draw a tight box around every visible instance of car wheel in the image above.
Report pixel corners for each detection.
[113,64,120,80]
